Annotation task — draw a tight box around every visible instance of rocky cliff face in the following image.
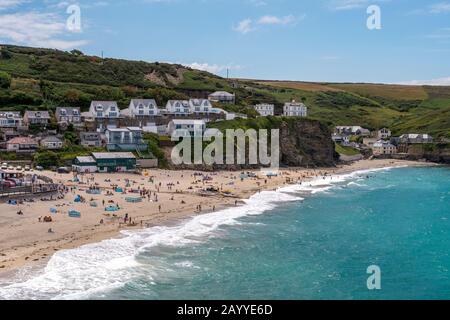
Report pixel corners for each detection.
[406,144,450,164]
[165,118,338,170]
[279,120,338,167]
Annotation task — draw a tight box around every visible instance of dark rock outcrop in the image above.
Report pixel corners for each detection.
[279,120,338,167]
[165,118,338,170]
[405,144,450,164]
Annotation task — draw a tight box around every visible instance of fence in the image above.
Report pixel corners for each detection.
[0,183,60,199]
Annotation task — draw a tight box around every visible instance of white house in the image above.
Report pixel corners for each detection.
[88,101,121,119]
[332,134,350,144]
[254,104,275,117]
[335,126,371,137]
[6,137,39,153]
[40,136,64,150]
[121,99,159,118]
[372,140,397,155]
[73,156,98,173]
[24,111,51,126]
[0,112,25,129]
[208,91,235,104]
[189,99,214,114]
[399,134,433,144]
[104,127,148,152]
[377,128,392,140]
[165,100,191,116]
[283,101,307,117]
[168,119,206,137]
[55,107,81,125]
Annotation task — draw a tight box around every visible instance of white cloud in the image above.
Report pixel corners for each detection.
[328,0,390,11]
[0,12,89,50]
[0,0,28,10]
[233,19,254,34]
[183,62,242,75]
[257,15,297,25]
[398,77,450,86]
[234,14,302,34]
[430,2,450,13]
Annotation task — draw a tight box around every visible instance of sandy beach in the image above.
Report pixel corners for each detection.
[0,159,434,275]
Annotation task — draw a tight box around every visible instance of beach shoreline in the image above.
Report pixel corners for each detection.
[0,159,437,278]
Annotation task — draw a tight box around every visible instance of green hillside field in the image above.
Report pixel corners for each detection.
[0,44,449,138]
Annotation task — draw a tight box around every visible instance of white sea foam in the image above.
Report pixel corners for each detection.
[0,166,397,300]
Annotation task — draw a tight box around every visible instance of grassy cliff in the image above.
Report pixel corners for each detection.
[0,44,449,138]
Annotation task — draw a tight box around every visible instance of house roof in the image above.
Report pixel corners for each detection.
[130,99,157,108]
[90,101,118,112]
[91,101,118,107]
[373,141,396,148]
[24,111,51,119]
[106,127,142,133]
[167,100,189,107]
[209,91,235,97]
[255,103,275,108]
[284,101,306,108]
[56,107,80,116]
[170,119,206,125]
[7,137,38,145]
[92,152,136,160]
[400,134,432,140]
[80,132,101,138]
[0,111,22,118]
[41,136,63,143]
[75,156,96,164]
[189,99,211,107]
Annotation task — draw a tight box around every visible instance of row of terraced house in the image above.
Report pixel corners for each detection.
[0,91,308,156]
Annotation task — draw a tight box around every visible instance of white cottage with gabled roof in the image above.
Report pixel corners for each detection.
[121,99,159,118]
[189,99,214,113]
[88,101,120,119]
[165,100,191,115]
[283,101,307,117]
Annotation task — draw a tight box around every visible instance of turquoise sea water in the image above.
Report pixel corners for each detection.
[1,166,449,300]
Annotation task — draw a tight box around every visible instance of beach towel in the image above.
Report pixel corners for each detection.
[68,210,81,218]
[105,206,119,212]
[126,197,143,203]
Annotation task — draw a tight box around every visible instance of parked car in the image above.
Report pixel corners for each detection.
[24,166,31,171]
[35,166,44,171]
[57,167,70,174]
[7,166,14,170]
[1,163,8,170]
[8,178,22,187]
[16,166,23,171]
[2,180,16,188]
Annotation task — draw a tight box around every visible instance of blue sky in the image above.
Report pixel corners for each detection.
[0,0,450,84]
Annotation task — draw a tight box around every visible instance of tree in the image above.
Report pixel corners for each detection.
[64,130,80,145]
[34,151,61,169]
[0,49,12,59]
[0,71,12,89]
[70,49,84,56]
